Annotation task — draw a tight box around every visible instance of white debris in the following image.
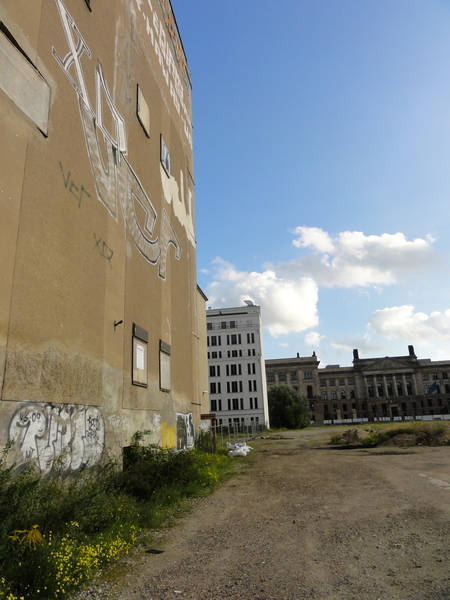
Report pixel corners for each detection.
[226,442,253,457]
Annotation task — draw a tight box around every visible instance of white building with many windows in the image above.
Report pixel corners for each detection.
[206,303,269,429]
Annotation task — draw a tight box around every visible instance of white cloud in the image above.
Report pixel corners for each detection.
[203,228,440,341]
[292,226,334,253]
[285,228,438,288]
[368,305,450,343]
[330,334,384,356]
[206,258,319,336]
[304,331,325,347]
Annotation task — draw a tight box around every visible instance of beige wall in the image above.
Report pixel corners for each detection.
[0,0,204,470]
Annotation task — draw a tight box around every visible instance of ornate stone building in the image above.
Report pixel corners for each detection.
[265,346,450,425]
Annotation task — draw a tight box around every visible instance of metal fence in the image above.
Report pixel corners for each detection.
[197,421,267,452]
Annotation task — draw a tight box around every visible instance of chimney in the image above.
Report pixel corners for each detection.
[296,352,300,358]
[353,349,359,360]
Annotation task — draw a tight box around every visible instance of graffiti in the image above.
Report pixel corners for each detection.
[108,414,129,432]
[59,162,90,208]
[9,402,105,472]
[176,412,194,451]
[132,0,192,147]
[52,0,181,279]
[93,233,113,267]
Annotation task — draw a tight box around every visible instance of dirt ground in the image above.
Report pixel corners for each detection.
[79,427,450,600]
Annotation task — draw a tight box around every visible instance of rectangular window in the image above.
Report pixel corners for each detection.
[132,324,148,387]
[160,135,170,176]
[207,323,212,330]
[211,336,217,346]
[210,400,217,412]
[249,397,253,409]
[210,382,216,394]
[240,398,244,410]
[209,365,216,377]
[231,381,238,393]
[231,364,237,376]
[304,371,313,379]
[254,398,258,409]
[230,321,236,328]
[221,321,227,329]
[321,391,327,400]
[227,399,231,411]
[159,340,171,392]
[232,398,239,410]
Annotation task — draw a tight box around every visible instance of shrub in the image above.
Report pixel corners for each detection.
[0,434,233,600]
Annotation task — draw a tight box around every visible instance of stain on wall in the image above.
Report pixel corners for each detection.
[9,402,104,472]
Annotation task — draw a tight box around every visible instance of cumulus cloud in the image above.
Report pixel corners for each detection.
[204,228,440,341]
[285,227,437,288]
[205,258,319,336]
[368,305,450,343]
[330,334,384,355]
[304,331,325,347]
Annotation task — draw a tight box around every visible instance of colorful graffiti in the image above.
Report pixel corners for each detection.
[9,402,105,472]
[52,0,181,279]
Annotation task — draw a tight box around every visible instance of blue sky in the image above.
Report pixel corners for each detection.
[172,0,450,366]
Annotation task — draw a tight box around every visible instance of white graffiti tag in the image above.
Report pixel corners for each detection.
[9,403,105,472]
[176,412,194,451]
[52,0,181,278]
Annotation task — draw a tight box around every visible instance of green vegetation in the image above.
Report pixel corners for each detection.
[0,431,233,600]
[268,385,310,429]
[329,421,450,447]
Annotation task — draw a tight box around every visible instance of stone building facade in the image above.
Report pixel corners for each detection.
[265,346,450,425]
[206,304,270,429]
[0,0,206,471]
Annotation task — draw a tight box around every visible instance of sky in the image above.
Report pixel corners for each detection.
[172,0,450,367]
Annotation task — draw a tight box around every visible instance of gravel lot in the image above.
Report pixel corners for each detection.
[75,427,450,600]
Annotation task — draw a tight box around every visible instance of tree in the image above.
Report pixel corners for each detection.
[268,385,310,429]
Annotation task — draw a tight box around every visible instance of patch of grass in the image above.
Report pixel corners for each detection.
[0,432,234,600]
[330,421,450,448]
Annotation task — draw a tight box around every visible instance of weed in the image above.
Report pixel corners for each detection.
[0,432,234,600]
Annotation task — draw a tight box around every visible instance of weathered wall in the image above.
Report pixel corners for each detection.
[0,0,203,470]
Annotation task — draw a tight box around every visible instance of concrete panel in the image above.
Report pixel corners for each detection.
[0,30,50,134]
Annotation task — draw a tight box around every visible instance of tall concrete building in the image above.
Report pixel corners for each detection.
[0,0,206,471]
[265,346,450,425]
[206,303,270,429]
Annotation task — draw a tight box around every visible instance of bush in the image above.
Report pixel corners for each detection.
[268,385,310,429]
[0,433,234,600]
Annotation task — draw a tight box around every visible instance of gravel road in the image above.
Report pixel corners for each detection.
[76,427,450,600]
